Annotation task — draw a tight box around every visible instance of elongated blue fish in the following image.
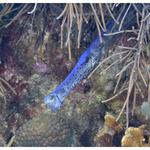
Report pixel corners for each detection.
[44,4,142,111]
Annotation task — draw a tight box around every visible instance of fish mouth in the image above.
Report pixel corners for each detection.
[44,94,63,111]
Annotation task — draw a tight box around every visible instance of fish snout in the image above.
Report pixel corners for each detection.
[44,94,62,111]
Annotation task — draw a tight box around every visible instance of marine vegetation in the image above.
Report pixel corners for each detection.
[0,3,150,147]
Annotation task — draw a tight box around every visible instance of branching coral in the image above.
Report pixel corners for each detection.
[88,4,150,127]
[0,77,17,103]
[56,3,120,60]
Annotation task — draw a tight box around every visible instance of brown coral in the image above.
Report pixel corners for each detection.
[121,125,146,147]
[104,113,123,132]
[94,113,123,146]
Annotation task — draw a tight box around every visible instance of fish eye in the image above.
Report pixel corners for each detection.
[50,95,56,102]
[44,94,55,105]
[47,95,56,103]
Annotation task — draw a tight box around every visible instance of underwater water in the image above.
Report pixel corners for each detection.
[0,3,150,147]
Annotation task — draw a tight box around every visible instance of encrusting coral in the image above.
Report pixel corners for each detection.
[14,110,75,146]
[121,125,149,147]
[94,114,150,147]
[94,113,123,146]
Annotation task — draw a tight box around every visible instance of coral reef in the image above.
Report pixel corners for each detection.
[141,102,150,120]
[0,3,150,147]
[94,113,123,146]
[121,125,150,147]
[14,110,75,146]
[94,114,150,147]
[14,92,107,146]
[0,135,5,146]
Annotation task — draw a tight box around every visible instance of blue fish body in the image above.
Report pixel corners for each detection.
[44,36,103,111]
[44,4,142,111]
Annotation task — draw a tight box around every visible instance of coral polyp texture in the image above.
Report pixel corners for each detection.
[94,114,123,146]
[121,125,150,147]
[15,111,73,146]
